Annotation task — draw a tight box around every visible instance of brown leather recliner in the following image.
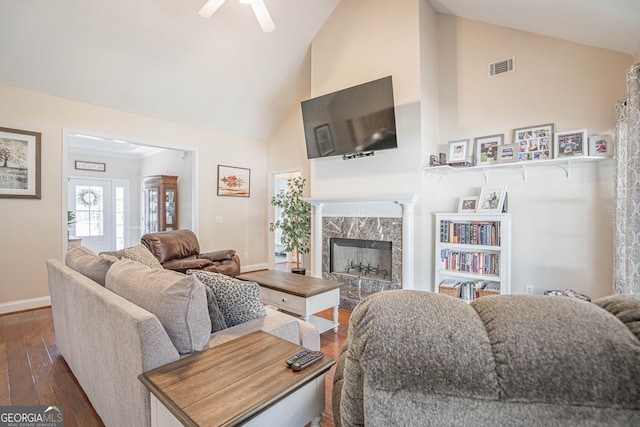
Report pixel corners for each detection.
[141,229,241,277]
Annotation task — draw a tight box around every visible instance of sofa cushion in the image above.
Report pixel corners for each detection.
[123,244,163,269]
[106,259,211,354]
[593,294,640,341]
[188,270,266,327]
[65,246,118,286]
[141,229,200,263]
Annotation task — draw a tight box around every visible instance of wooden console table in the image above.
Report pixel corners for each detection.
[139,331,335,427]
[237,270,341,333]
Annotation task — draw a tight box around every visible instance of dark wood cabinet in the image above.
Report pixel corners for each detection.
[144,175,178,233]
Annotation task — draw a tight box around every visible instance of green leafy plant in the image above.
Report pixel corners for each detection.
[269,177,311,270]
[67,210,76,225]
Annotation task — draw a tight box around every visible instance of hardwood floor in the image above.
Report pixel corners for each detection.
[0,306,350,427]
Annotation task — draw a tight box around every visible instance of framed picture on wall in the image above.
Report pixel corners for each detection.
[513,123,553,162]
[474,134,504,166]
[554,129,588,158]
[217,165,251,197]
[588,134,613,157]
[447,139,470,164]
[0,126,41,199]
[497,143,518,164]
[478,185,507,213]
[458,196,478,213]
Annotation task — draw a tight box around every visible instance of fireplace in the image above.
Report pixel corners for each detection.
[306,194,419,311]
[330,238,392,282]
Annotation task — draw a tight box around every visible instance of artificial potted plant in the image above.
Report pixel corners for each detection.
[269,176,311,275]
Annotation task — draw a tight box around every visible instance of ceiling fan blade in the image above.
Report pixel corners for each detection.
[249,0,275,32]
[198,0,227,18]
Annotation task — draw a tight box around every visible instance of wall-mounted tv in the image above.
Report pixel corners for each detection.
[301,76,397,159]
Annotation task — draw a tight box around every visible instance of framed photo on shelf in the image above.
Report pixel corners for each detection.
[513,123,553,162]
[0,126,41,199]
[497,143,518,163]
[458,196,478,213]
[217,165,251,197]
[447,139,469,164]
[555,129,587,158]
[588,134,613,157]
[478,185,507,213]
[474,134,504,166]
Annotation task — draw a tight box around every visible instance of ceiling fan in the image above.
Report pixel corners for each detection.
[198,0,275,33]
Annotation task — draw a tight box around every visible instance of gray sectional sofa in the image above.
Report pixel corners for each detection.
[333,290,640,427]
[47,246,319,427]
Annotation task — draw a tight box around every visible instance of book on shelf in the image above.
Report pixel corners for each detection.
[440,249,500,276]
[439,279,500,300]
[439,220,501,246]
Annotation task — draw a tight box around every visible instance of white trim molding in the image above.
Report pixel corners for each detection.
[0,296,51,315]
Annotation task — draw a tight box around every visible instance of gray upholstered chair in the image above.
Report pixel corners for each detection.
[333,290,640,427]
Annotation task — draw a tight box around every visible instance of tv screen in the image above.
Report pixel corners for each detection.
[301,76,397,159]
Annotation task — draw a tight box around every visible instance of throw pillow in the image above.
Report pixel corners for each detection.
[194,276,228,333]
[123,244,163,269]
[65,246,118,286]
[188,270,266,327]
[106,258,211,353]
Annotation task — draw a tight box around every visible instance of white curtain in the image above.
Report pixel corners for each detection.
[613,63,640,294]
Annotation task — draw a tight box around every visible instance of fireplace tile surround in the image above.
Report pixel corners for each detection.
[306,194,419,311]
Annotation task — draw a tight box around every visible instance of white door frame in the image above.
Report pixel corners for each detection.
[268,168,303,270]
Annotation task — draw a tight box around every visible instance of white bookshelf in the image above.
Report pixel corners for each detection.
[434,213,511,301]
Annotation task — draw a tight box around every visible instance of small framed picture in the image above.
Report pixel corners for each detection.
[217,165,251,197]
[497,143,518,163]
[513,123,553,162]
[458,196,478,213]
[314,124,335,157]
[588,134,613,157]
[75,160,106,172]
[447,139,469,164]
[478,185,507,213]
[474,134,504,166]
[555,129,588,158]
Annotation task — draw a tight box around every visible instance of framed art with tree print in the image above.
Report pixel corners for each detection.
[513,123,553,162]
[0,127,41,199]
[475,134,504,166]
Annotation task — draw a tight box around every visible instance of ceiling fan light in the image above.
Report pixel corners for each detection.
[250,0,275,32]
[198,0,227,18]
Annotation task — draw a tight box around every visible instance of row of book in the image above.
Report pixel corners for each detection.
[439,279,500,300]
[440,220,501,246]
[440,249,500,276]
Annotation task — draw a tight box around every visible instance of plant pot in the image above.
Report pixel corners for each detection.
[291,268,306,276]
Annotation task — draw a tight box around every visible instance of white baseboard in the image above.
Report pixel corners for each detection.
[0,296,51,315]
[241,263,268,273]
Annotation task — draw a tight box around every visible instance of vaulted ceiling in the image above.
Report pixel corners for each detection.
[1,0,638,145]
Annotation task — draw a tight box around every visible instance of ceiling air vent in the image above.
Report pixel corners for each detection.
[489,56,515,78]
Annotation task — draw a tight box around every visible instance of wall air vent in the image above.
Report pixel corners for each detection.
[489,56,515,78]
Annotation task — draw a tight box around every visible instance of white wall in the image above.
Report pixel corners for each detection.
[0,84,267,307]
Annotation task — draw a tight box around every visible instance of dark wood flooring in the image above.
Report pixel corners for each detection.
[0,306,350,427]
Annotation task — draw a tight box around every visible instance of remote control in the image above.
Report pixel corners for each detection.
[285,350,310,367]
[291,351,324,371]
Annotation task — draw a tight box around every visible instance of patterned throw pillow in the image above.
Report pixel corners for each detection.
[188,270,266,327]
[123,244,163,269]
[191,275,228,333]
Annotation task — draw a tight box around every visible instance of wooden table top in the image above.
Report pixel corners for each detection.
[237,270,342,298]
[139,331,335,427]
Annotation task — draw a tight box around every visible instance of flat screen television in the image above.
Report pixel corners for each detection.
[301,76,397,159]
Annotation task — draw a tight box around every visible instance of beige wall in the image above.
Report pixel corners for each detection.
[267,2,634,299]
[435,16,633,299]
[0,84,267,309]
[635,49,640,63]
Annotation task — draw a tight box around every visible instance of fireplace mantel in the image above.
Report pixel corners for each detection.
[305,194,419,290]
